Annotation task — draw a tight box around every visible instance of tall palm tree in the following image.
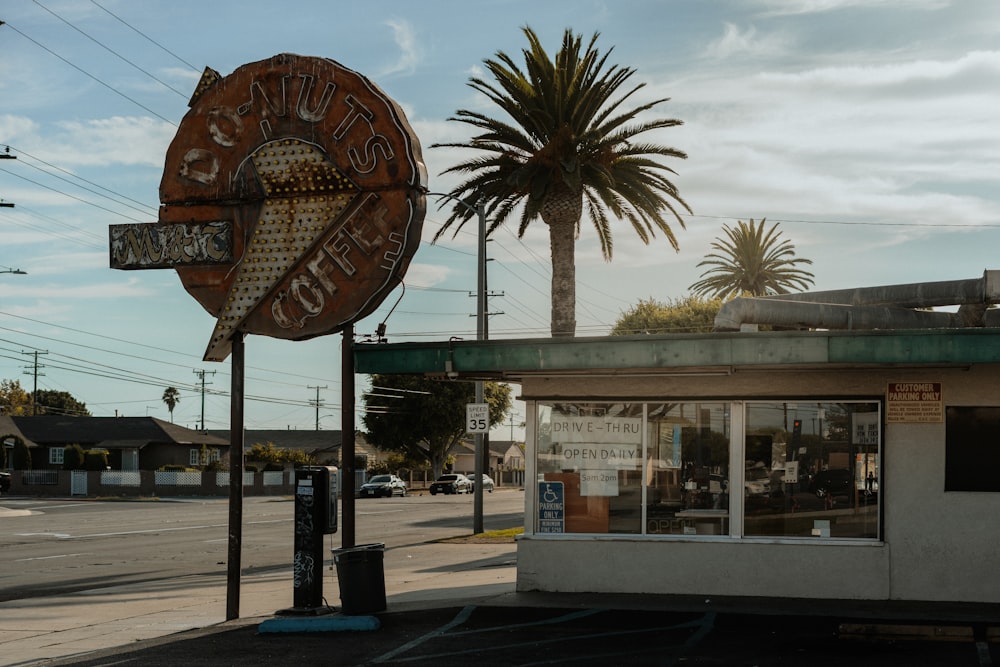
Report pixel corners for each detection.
[689,218,815,300]
[161,386,180,423]
[432,27,691,337]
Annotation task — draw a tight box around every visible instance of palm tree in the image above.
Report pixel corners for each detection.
[432,27,691,337]
[689,218,815,300]
[161,387,180,423]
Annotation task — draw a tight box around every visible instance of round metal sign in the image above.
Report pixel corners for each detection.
[158,53,426,361]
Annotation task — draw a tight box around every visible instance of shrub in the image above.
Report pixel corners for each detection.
[84,449,109,471]
[63,444,86,470]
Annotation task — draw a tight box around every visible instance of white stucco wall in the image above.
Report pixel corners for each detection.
[516,365,1000,603]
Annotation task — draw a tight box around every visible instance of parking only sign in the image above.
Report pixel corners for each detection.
[466,403,489,434]
[538,481,565,533]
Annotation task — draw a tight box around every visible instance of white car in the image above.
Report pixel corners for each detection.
[744,467,772,497]
[468,474,495,493]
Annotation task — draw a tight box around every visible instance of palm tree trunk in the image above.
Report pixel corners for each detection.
[548,216,577,337]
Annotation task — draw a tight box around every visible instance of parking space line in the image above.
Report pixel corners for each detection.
[370,606,716,665]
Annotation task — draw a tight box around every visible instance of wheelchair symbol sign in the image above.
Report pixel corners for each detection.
[537,481,564,533]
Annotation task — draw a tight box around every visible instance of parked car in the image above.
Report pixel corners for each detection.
[744,466,772,497]
[0,471,10,494]
[468,474,495,493]
[359,474,407,498]
[429,473,471,495]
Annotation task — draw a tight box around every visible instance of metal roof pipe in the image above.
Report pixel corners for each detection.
[755,270,1000,308]
[714,297,964,332]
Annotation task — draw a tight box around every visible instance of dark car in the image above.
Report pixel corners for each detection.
[0,471,10,494]
[359,474,407,498]
[429,473,471,495]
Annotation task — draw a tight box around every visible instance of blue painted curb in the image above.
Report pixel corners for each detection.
[258,615,381,633]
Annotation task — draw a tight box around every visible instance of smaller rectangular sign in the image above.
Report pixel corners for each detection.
[466,403,490,433]
[537,481,565,533]
[110,221,233,269]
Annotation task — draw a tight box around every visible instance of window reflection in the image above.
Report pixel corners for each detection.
[743,402,880,539]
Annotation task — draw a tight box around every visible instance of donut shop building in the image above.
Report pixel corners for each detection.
[355,319,1000,606]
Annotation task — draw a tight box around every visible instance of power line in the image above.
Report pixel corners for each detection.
[0,166,149,223]
[32,0,191,99]
[0,20,178,126]
[3,144,158,216]
[90,0,201,72]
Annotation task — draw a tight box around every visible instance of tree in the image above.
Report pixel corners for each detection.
[611,295,723,335]
[12,438,31,470]
[362,375,512,479]
[247,442,316,469]
[689,218,815,300]
[0,379,32,416]
[33,390,90,416]
[432,27,691,338]
[162,387,180,423]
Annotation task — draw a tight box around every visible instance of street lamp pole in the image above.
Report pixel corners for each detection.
[428,192,488,534]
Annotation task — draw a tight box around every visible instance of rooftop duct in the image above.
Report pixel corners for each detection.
[714,270,1000,332]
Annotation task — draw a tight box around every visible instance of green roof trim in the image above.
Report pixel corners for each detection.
[354,329,1000,379]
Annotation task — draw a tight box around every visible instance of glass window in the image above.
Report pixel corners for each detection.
[743,401,880,539]
[189,449,200,466]
[646,403,730,536]
[945,407,1000,492]
[535,402,730,536]
[49,447,64,465]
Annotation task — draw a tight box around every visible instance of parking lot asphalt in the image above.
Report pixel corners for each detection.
[35,597,1000,667]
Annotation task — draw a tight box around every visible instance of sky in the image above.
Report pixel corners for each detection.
[1,0,999,439]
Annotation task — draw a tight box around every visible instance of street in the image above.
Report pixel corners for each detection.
[0,490,526,603]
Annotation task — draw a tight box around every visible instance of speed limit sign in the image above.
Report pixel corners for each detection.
[466,403,490,434]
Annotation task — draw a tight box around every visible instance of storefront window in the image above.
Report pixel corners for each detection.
[743,401,880,539]
[535,402,730,536]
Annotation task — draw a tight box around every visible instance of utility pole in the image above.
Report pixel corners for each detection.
[193,369,215,431]
[1,145,17,208]
[22,350,47,415]
[427,191,490,534]
[308,385,327,430]
[506,412,524,441]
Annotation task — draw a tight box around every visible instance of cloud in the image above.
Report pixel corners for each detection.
[379,19,421,77]
[704,23,788,60]
[403,262,452,288]
[52,116,175,167]
[753,0,950,16]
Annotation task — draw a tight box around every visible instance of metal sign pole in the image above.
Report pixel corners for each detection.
[342,325,356,548]
[226,333,245,621]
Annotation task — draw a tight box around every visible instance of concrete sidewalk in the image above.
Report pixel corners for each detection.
[1,538,518,667]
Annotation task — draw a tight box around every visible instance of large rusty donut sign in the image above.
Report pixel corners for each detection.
[110,54,426,361]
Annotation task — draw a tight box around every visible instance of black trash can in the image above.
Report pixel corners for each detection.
[332,543,386,614]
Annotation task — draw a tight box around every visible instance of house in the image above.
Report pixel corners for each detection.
[451,438,508,477]
[1,416,229,470]
[352,271,1000,606]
